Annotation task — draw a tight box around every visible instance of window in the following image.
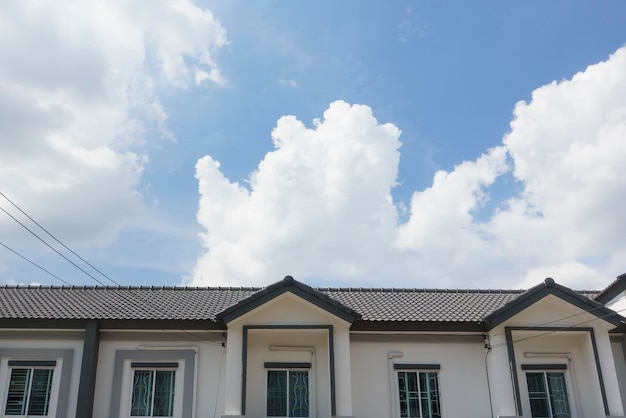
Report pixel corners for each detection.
[525,371,571,418]
[130,362,177,417]
[265,363,310,417]
[395,364,441,418]
[111,349,194,418]
[4,361,56,416]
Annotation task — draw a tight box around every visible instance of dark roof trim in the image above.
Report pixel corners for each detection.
[594,272,626,305]
[0,318,226,330]
[394,363,441,370]
[521,364,567,371]
[485,278,623,330]
[216,276,361,324]
[350,320,486,333]
[264,362,311,369]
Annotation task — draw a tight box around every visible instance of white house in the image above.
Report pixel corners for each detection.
[0,273,625,418]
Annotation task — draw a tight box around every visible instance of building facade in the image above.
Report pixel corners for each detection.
[0,274,625,418]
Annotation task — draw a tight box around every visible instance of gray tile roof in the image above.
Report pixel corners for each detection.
[0,285,601,323]
[0,286,258,321]
[320,288,524,322]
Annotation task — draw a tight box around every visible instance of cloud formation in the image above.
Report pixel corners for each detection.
[0,0,227,247]
[193,47,626,288]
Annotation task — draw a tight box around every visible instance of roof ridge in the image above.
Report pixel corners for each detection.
[1,285,264,291]
[317,287,528,294]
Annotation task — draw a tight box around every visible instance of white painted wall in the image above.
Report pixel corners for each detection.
[612,337,626,411]
[93,331,226,418]
[223,292,354,418]
[489,294,624,417]
[0,331,84,418]
[246,330,329,418]
[349,337,492,418]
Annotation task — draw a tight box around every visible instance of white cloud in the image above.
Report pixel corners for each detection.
[0,0,227,247]
[192,47,626,289]
[192,101,401,286]
[278,79,298,88]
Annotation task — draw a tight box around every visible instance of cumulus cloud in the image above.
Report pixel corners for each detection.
[0,0,227,247]
[192,46,626,289]
[192,101,401,286]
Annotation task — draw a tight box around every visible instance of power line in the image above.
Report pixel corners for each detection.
[0,193,222,345]
[0,241,71,286]
[0,203,107,286]
[488,302,626,350]
[0,192,120,286]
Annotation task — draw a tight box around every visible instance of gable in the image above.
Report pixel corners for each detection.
[484,278,623,330]
[216,276,361,325]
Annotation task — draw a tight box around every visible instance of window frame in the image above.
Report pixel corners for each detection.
[129,362,178,417]
[394,364,442,418]
[110,350,196,418]
[522,364,572,418]
[264,362,312,418]
[5,361,56,416]
[0,348,73,418]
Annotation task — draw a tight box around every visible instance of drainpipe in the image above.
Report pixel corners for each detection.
[388,351,404,418]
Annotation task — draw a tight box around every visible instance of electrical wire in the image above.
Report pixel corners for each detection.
[0,192,120,286]
[0,203,107,286]
[0,193,223,345]
[2,192,623,349]
[488,302,626,350]
[0,241,71,286]
[486,293,622,340]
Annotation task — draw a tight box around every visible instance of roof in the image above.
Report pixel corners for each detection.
[594,272,626,305]
[0,278,611,331]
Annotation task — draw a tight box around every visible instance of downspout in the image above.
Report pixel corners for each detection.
[484,335,494,418]
[388,351,404,418]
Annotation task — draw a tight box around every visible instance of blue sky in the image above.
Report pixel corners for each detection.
[1,1,626,289]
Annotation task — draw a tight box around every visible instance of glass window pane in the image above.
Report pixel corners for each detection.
[27,369,54,415]
[289,371,309,417]
[419,372,441,418]
[526,372,572,418]
[267,371,287,417]
[526,373,550,418]
[547,373,571,417]
[153,371,175,417]
[5,368,30,415]
[398,372,420,418]
[131,370,154,416]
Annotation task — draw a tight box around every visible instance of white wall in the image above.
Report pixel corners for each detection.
[349,336,492,418]
[224,292,354,418]
[93,331,225,418]
[246,330,330,418]
[0,330,84,418]
[488,294,624,417]
[612,337,626,411]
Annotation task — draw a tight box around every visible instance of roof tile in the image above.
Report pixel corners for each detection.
[0,285,602,323]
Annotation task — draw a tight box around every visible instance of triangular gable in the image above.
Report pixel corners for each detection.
[216,276,361,325]
[484,277,623,330]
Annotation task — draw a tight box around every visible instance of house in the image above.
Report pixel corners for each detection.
[0,273,625,418]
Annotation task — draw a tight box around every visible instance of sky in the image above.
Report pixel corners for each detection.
[1,0,626,290]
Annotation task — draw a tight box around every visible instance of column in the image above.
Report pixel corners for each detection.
[334,325,354,418]
[222,325,244,417]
